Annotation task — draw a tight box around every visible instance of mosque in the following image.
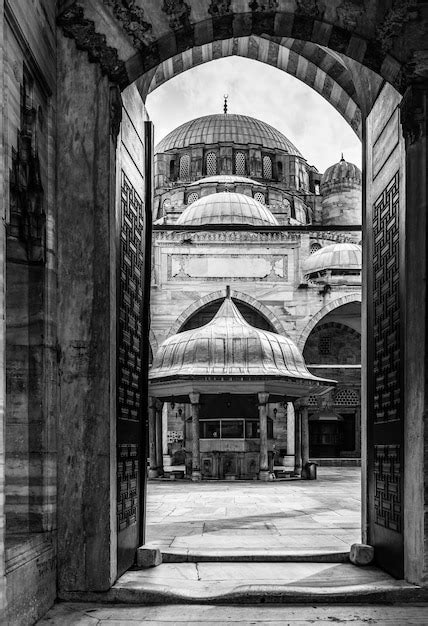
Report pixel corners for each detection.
[148,105,362,480]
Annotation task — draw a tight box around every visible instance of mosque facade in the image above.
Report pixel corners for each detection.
[149,109,362,480]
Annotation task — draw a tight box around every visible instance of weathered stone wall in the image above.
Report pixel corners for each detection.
[1,1,57,622]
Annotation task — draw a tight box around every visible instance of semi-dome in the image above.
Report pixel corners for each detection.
[321,155,362,190]
[189,175,261,186]
[176,192,279,226]
[150,295,334,388]
[156,114,303,157]
[303,243,362,277]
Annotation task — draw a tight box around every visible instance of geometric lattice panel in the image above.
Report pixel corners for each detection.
[374,444,402,532]
[117,443,139,531]
[372,172,400,423]
[118,171,144,422]
[334,388,359,406]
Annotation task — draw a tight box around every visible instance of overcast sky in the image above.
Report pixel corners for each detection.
[145,56,361,175]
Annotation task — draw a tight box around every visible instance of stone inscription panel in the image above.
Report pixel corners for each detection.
[167,253,288,281]
[374,444,401,532]
[372,172,400,423]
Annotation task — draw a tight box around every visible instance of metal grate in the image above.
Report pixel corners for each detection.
[179,154,190,180]
[187,192,199,204]
[263,155,272,179]
[235,152,246,176]
[334,388,359,406]
[310,242,321,254]
[319,335,332,356]
[117,444,139,530]
[254,192,265,205]
[206,152,217,176]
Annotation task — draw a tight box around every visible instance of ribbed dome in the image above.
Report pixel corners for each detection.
[150,296,330,383]
[189,175,261,186]
[156,114,303,156]
[176,192,278,226]
[321,156,362,189]
[303,243,362,276]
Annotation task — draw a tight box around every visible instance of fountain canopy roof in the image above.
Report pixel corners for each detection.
[149,294,335,399]
[176,192,278,226]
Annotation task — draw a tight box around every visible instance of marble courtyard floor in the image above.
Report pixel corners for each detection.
[145,467,361,555]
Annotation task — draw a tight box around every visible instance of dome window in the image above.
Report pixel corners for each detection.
[179,154,191,180]
[235,152,246,176]
[310,242,322,254]
[206,152,217,176]
[187,192,199,204]
[254,192,265,205]
[263,156,272,179]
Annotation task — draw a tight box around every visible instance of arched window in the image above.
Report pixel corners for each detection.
[310,242,322,254]
[206,152,217,176]
[187,193,199,204]
[179,154,190,180]
[254,192,265,205]
[235,152,246,176]
[263,156,272,179]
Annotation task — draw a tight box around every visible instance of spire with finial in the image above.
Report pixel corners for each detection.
[340,153,345,161]
[226,285,231,299]
[223,94,228,115]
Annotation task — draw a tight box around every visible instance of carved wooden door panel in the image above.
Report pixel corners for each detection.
[116,122,153,576]
[367,171,404,577]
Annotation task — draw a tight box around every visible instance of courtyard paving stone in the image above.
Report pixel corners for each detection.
[146,468,361,555]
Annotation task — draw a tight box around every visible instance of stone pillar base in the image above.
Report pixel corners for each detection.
[148,468,159,479]
[191,471,202,481]
[258,469,270,481]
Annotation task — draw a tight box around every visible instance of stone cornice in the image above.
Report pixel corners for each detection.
[153,230,300,244]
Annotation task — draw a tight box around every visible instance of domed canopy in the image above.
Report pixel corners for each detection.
[321,155,362,188]
[149,295,335,399]
[303,243,362,276]
[176,192,279,226]
[156,114,303,157]
[189,175,261,186]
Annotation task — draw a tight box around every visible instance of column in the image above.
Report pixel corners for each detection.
[293,406,302,476]
[148,397,158,478]
[155,399,164,476]
[258,392,270,481]
[189,392,201,481]
[301,400,310,476]
[286,402,295,457]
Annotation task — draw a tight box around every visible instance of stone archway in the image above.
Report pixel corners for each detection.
[167,289,288,338]
[51,0,428,593]
[297,294,362,351]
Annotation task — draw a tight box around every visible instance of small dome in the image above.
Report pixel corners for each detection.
[321,156,362,191]
[176,192,278,226]
[189,175,261,186]
[303,243,362,276]
[155,114,303,157]
[150,296,330,383]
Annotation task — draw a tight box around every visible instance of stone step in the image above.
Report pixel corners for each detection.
[60,563,428,606]
[160,548,350,563]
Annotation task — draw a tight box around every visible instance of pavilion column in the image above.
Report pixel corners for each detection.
[293,405,302,476]
[258,392,270,481]
[189,392,201,481]
[155,399,164,476]
[300,400,310,475]
[148,397,158,478]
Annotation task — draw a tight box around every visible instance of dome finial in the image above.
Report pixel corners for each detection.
[223,94,228,114]
[340,152,345,161]
[226,285,231,299]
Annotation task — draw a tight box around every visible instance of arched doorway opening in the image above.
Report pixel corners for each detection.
[1,6,421,617]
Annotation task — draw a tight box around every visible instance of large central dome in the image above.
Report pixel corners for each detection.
[155,114,303,156]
